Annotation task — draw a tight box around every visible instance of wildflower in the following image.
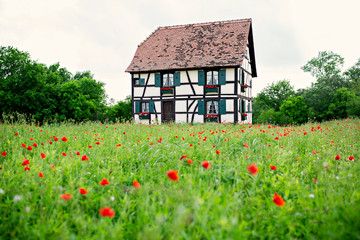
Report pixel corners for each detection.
[273,193,285,207]
[24,166,30,171]
[133,180,141,189]
[187,159,193,164]
[247,164,259,176]
[202,161,211,169]
[180,155,187,161]
[95,142,100,145]
[0,189,4,194]
[313,178,317,184]
[244,143,249,148]
[27,146,32,151]
[116,144,121,147]
[81,155,89,161]
[312,150,316,154]
[275,137,279,140]
[14,195,22,202]
[348,156,354,161]
[79,188,88,195]
[309,194,315,198]
[88,145,92,148]
[41,153,46,159]
[167,170,179,181]
[100,179,110,186]
[39,172,44,178]
[61,194,72,201]
[99,207,115,218]
[76,151,80,156]
[110,196,115,201]
[21,159,30,166]
[15,132,18,136]
[61,137,68,142]
[1,152,6,157]
[270,165,277,171]
[62,152,67,156]
[335,155,341,160]
[33,143,38,147]
[216,150,220,155]
[54,137,59,142]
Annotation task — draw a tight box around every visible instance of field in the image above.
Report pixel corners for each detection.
[0,118,360,239]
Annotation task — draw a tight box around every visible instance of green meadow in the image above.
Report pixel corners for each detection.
[0,119,359,239]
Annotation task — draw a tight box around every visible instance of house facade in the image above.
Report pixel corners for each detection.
[126,19,257,124]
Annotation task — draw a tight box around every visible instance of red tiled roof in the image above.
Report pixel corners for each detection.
[126,19,254,73]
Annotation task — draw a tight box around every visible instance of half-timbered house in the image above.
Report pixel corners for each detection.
[126,18,257,124]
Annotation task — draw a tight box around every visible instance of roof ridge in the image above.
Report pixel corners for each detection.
[159,18,251,30]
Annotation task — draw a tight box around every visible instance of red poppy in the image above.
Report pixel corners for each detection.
[216,150,220,155]
[95,142,100,145]
[275,137,279,140]
[40,153,46,159]
[167,170,179,181]
[313,178,317,184]
[335,155,341,160]
[202,161,211,169]
[15,132,18,136]
[76,151,80,156]
[81,155,89,161]
[21,159,30,166]
[1,152,6,157]
[133,180,141,189]
[180,155,187,161]
[79,188,88,195]
[62,152,67,156]
[273,193,285,207]
[187,159,193,164]
[61,137,68,142]
[99,207,115,218]
[270,165,277,171]
[244,143,249,148]
[21,144,26,148]
[116,144,121,147]
[39,172,44,178]
[247,164,259,176]
[348,156,355,161]
[24,166,30,171]
[312,150,316,154]
[61,194,72,201]
[26,146,32,151]
[33,143,38,147]
[50,165,55,168]
[100,179,110,186]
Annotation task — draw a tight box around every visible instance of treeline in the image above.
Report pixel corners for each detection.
[253,51,360,124]
[0,46,131,123]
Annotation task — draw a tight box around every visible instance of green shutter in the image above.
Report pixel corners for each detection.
[155,73,161,87]
[198,100,205,115]
[149,101,154,113]
[219,69,226,85]
[174,72,180,86]
[239,99,242,113]
[139,78,145,85]
[219,99,226,115]
[135,101,140,113]
[242,100,246,113]
[248,102,250,112]
[198,71,205,86]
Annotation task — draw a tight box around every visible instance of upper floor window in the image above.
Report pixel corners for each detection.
[206,71,218,85]
[206,100,219,115]
[163,73,174,87]
[133,73,144,86]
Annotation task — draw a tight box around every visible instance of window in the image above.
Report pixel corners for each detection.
[163,73,174,87]
[133,74,144,86]
[141,102,149,113]
[206,71,218,85]
[206,100,219,115]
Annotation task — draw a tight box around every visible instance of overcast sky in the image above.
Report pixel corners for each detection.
[1,0,359,102]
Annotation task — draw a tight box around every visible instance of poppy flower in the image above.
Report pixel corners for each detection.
[180,155,187,161]
[61,194,72,201]
[116,144,121,147]
[76,151,80,156]
[61,137,68,142]
[100,179,110,186]
[270,165,277,171]
[216,150,220,155]
[273,193,285,207]
[33,143,38,147]
[62,152,67,156]
[133,180,141,189]
[348,156,355,161]
[39,172,44,178]
[99,207,115,218]
[27,146,32,151]
[1,152,6,157]
[335,155,341,160]
[202,161,211,169]
[95,142,100,145]
[81,155,89,161]
[187,159,193,164]
[15,132,18,136]
[24,166,30,171]
[167,170,179,181]
[40,153,46,159]
[244,143,249,148]
[312,150,316,154]
[79,188,88,195]
[21,159,30,166]
[21,144,26,148]
[313,178,317,184]
[275,137,279,140]
[247,164,259,176]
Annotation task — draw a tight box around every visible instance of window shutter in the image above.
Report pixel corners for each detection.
[139,78,145,85]
[198,71,205,86]
[155,73,161,87]
[149,101,154,113]
[219,99,226,115]
[242,100,246,113]
[219,69,226,85]
[174,72,180,86]
[135,101,140,113]
[248,102,251,112]
[239,99,242,113]
[198,100,205,115]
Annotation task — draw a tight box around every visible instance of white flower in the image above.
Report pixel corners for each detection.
[25,206,31,212]
[110,196,115,201]
[0,189,4,194]
[301,171,304,175]
[14,195,22,202]
[309,194,315,198]
[335,176,339,180]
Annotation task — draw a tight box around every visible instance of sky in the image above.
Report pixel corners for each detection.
[1,0,359,103]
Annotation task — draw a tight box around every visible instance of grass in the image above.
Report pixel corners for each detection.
[0,119,359,239]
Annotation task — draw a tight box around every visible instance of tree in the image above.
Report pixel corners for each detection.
[327,88,357,119]
[344,58,360,95]
[279,96,308,124]
[107,96,132,122]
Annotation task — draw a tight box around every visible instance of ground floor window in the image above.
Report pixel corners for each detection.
[206,100,219,115]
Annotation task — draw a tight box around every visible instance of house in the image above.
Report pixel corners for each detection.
[125,18,257,124]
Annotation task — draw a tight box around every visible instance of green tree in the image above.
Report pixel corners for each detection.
[279,96,308,124]
[326,87,357,119]
[107,96,132,122]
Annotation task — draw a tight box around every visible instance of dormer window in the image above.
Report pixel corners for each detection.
[206,71,219,85]
[163,73,174,87]
[133,73,145,86]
